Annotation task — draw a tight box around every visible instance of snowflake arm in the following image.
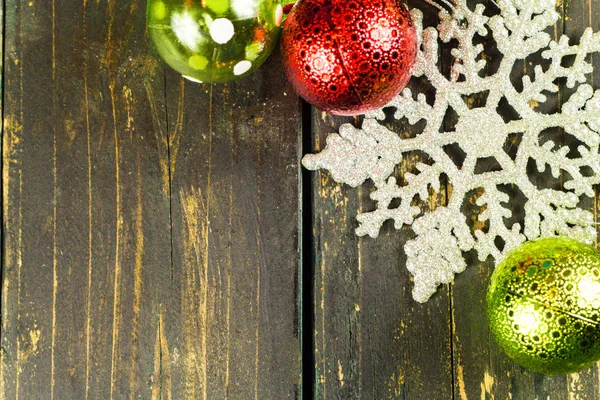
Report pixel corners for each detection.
[302,120,404,187]
[303,0,600,302]
[543,29,600,88]
[474,186,526,261]
[405,207,474,302]
[355,162,446,238]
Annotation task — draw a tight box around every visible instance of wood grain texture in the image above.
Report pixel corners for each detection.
[452,0,600,399]
[162,48,303,399]
[3,0,600,398]
[311,114,453,398]
[1,1,302,399]
[566,1,600,397]
[309,0,600,399]
[2,0,174,398]
[310,7,453,393]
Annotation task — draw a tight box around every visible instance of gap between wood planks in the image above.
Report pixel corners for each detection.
[300,99,315,400]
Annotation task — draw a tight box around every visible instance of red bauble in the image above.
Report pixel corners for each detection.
[281,0,418,116]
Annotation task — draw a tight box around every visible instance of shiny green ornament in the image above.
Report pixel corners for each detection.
[147,0,284,83]
[487,237,600,374]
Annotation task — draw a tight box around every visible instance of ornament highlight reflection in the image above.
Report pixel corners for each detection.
[512,303,543,336]
[577,280,600,304]
[147,0,282,82]
[171,11,204,50]
[487,237,600,374]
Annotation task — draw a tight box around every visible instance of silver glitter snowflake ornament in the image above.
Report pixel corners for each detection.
[303,0,600,302]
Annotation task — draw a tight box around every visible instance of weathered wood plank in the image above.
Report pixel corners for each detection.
[452,0,600,399]
[2,0,32,397]
[1,0,175,397]
[311,116,453,399]
[4,0,168,398]
[310,0,600,398]
[310,112,365,399]
[449,0,537,396]
[2,1,303,399]
[310,3,454,396]
[164,48,302,399]
[78,1,173,398]
[560,0,600,397]
[1,0,17,394]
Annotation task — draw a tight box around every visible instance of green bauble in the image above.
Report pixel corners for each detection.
[487,237,600,374]
[147,0,284,83]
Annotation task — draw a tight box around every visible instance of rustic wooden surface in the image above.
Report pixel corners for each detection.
[1,0,301,399]
[2,0,600,399]
[311,0,600,399]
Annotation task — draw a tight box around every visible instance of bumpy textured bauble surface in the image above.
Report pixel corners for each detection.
[487,237,600,374]
[147,0,283,83]
[280,0,418,115]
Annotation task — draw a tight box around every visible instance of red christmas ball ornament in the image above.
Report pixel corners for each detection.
[281,0,418,116]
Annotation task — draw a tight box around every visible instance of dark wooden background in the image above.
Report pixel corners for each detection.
[2,0,600,399]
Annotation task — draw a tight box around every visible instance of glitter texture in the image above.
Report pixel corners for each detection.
[487,237,600,374]
[302,0,600,302]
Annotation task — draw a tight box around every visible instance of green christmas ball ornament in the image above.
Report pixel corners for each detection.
[147,0,284,83]
[486,237,600,374]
